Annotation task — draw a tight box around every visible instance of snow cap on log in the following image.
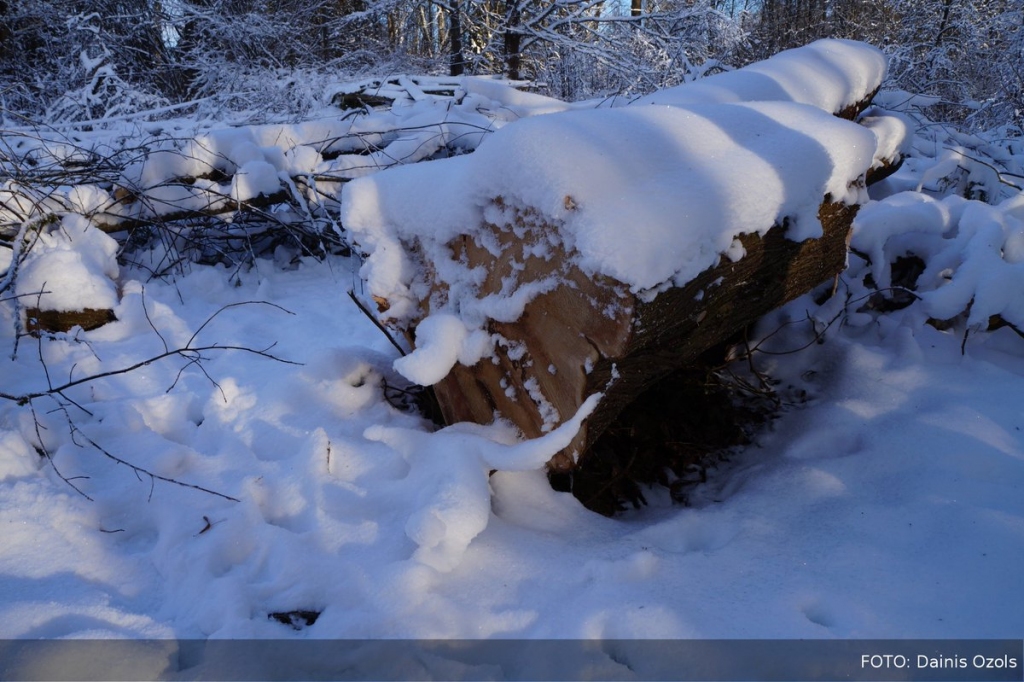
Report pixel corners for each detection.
[16,213,120,313]
[632,39,886,117]
[344,100,876,334]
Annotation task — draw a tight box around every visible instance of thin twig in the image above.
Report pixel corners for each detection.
[29,403,93,501]
[186,300,295,349]
[0,300,302,404]
[347,290,407,356]
[75,429,240,503]
[943,146,1023,190]
[141,286,169,354]
[0,342,298,404]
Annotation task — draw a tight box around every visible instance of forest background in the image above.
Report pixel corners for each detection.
[1,0,1020,130]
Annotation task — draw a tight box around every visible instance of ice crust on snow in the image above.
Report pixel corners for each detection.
[344,99,877,384]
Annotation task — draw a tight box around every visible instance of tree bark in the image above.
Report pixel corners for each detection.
[429,199,859,474]
[503,0,522,80]
[450,0,466,76]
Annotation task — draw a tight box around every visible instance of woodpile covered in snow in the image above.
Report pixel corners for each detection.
[0,76,561,333]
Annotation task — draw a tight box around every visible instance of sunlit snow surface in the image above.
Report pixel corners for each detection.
[1,248,1022,650]
[0,38,1023,680]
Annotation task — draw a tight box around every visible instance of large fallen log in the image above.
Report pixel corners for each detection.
[431,199,860,476]
[342,40,904,510]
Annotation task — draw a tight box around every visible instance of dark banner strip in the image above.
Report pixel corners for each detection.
[0,639,1021,681]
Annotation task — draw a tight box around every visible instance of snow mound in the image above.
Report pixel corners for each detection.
[365,393,599,572]
[854,191,1024,328]
[15,215,120,312]
[633,39,886,114]
[859,110,913,172]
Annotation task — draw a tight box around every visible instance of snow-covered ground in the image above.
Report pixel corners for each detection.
[1,40,1023,680]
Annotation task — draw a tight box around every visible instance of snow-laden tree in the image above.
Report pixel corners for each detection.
[883,0,1023,129]
[0,0,171,121]
[734,0,1023,130]
[1,0,1019,124]
[500,0,743,93]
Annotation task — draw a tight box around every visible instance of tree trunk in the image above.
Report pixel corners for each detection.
[449,0,465,76]
[0,0,10,65]
[933,0,957,47]
[504,0,522,80]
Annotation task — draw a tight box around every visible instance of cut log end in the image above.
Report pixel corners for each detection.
[26,308,116,334]
[834,87,881,121]
[429,198,859,512]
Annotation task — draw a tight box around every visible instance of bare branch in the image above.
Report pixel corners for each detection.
[0,301,301,405]
[348,290,408,357]
[75,429,240,503]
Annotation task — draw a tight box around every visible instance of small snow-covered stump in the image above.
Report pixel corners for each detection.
[343,40,905,509]
[16,209,121,334]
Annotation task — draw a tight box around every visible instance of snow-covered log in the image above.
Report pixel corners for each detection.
[631,39,886,119]
[15,212,122,334]
[342,41,900,498]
